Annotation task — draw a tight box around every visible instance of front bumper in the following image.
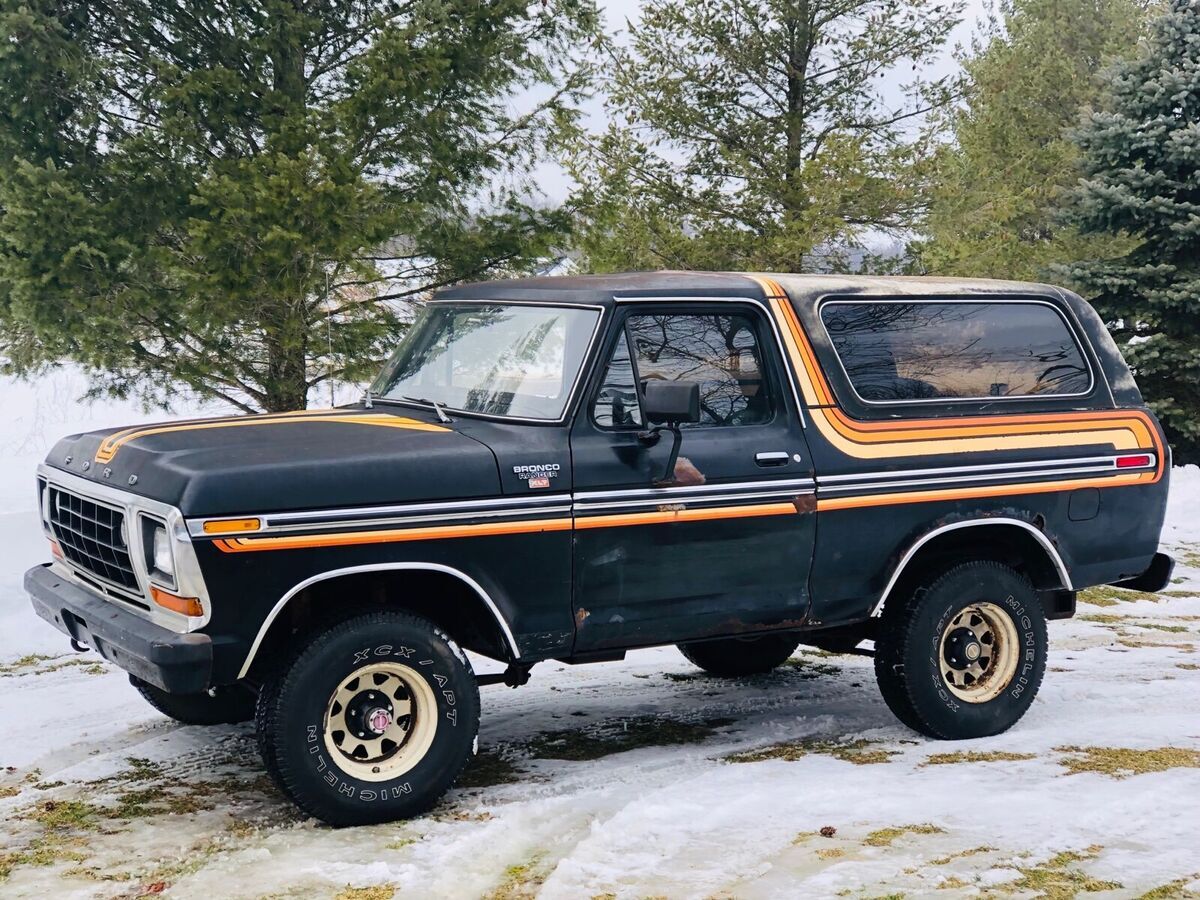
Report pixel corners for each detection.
[26,563,212,693]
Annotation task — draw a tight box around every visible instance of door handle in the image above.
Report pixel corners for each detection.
[755,451,790,467]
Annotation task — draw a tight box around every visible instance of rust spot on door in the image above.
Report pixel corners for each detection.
[793,493,817,514]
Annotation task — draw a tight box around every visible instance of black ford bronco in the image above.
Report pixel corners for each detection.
[27,273,1173,826]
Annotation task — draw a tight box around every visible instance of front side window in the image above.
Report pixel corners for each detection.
[593,312,774,427]
[820,301,1091,402]
[373,303,600,420]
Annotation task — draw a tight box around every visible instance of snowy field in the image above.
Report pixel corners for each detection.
[1,372,1199,899]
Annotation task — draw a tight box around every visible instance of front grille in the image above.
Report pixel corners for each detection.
[47,486,140,592]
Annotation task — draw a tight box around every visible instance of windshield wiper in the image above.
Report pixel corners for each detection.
[401,395,453,424]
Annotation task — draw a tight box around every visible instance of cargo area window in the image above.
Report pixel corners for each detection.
[820,300,1092,403]
[594,312,774,427]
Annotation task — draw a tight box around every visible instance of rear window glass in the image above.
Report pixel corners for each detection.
[820,301,1091,402]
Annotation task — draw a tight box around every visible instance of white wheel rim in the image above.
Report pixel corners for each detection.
[938,602,1021,704]
[322,662,438,782]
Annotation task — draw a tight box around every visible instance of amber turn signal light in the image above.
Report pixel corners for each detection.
[49,539,63,560]
[202,518,261,535]
[151,586,203,617]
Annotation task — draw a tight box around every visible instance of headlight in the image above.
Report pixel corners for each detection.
[142,518,176,585]
[152,526,174,577]
[40,482,51,531]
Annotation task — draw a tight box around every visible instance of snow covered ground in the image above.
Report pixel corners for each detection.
[1,374,1198,899]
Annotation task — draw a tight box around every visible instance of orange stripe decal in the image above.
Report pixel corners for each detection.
[95,410,448,463]
[212,502,804,553]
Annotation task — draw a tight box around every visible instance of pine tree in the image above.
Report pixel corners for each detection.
[1058,0,1200,463]
[920,0,1148,281]
[0,1,593,412]
[566,0,962,273]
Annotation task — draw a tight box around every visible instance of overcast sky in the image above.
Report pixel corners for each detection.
[531,0,991,200]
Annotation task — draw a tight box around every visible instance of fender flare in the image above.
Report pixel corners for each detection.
[236,563,520,679]
[870,517,1073,618]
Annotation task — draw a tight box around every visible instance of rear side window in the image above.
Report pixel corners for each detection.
[820,301,1092,402]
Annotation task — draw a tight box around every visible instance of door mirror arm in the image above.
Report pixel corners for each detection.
[639,381,701,486]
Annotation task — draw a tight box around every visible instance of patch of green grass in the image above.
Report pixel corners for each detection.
[1056,746,1200,778]
[1079,613,1124,624]
[863,824,944,847]
[1008,846,1120,899]
[1159,590,1199,598]
[1177,663,1200,671]
[727,738,898,766]
[334,888,396,900]
[457,749,526,788]
[929,845,997,865]
[528,716,733,761]
[0,834,89,879]
[921,751,1036,766]
[1078,586,1159,607]
[782,657,843,677]
[106,785,207,819]
[26,799,102,831]
[0,653,56,674]
[816,848,845,859]
[482,855,550,900]
[1135,875,1200,898]
[0,655,109,678]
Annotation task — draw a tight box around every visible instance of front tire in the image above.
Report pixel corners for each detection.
[131,675,256,725]
[874,560,1047,740]
[678,632,801,677]
[255,610,480,826]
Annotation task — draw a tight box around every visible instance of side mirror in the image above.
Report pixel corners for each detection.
[642,380,700,425]
[639,380,701,486]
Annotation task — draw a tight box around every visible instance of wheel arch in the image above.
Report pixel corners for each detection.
[237,563,519,680]
[871,518,1073,619]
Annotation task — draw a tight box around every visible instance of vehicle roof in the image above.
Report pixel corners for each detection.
[435,271,1068,308]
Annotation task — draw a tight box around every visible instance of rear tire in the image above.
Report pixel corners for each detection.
[874,560,1047,740]
[255,610,480,826]
[131,676,256,726]
[678,632,801,677]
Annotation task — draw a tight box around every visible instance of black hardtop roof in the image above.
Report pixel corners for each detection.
[434,271,1069,309]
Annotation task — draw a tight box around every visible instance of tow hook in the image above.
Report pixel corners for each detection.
[70,638,90,653]
[476,662,534,689]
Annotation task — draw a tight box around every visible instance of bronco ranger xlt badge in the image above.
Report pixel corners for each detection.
[25,273,1173,826]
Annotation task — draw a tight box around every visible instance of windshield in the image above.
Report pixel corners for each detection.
[372,303,601,420]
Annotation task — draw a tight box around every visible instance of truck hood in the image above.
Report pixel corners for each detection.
[40,407,501,516]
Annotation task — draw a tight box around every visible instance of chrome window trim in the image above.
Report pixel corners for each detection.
[237,563,520,679]
[870,518,1073,618]
[815,296,1097,407]
[374,300,608,425]
[612,295,808,427]
[37,464,210,631]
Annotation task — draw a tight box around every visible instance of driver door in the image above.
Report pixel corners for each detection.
[569,301,816,652]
